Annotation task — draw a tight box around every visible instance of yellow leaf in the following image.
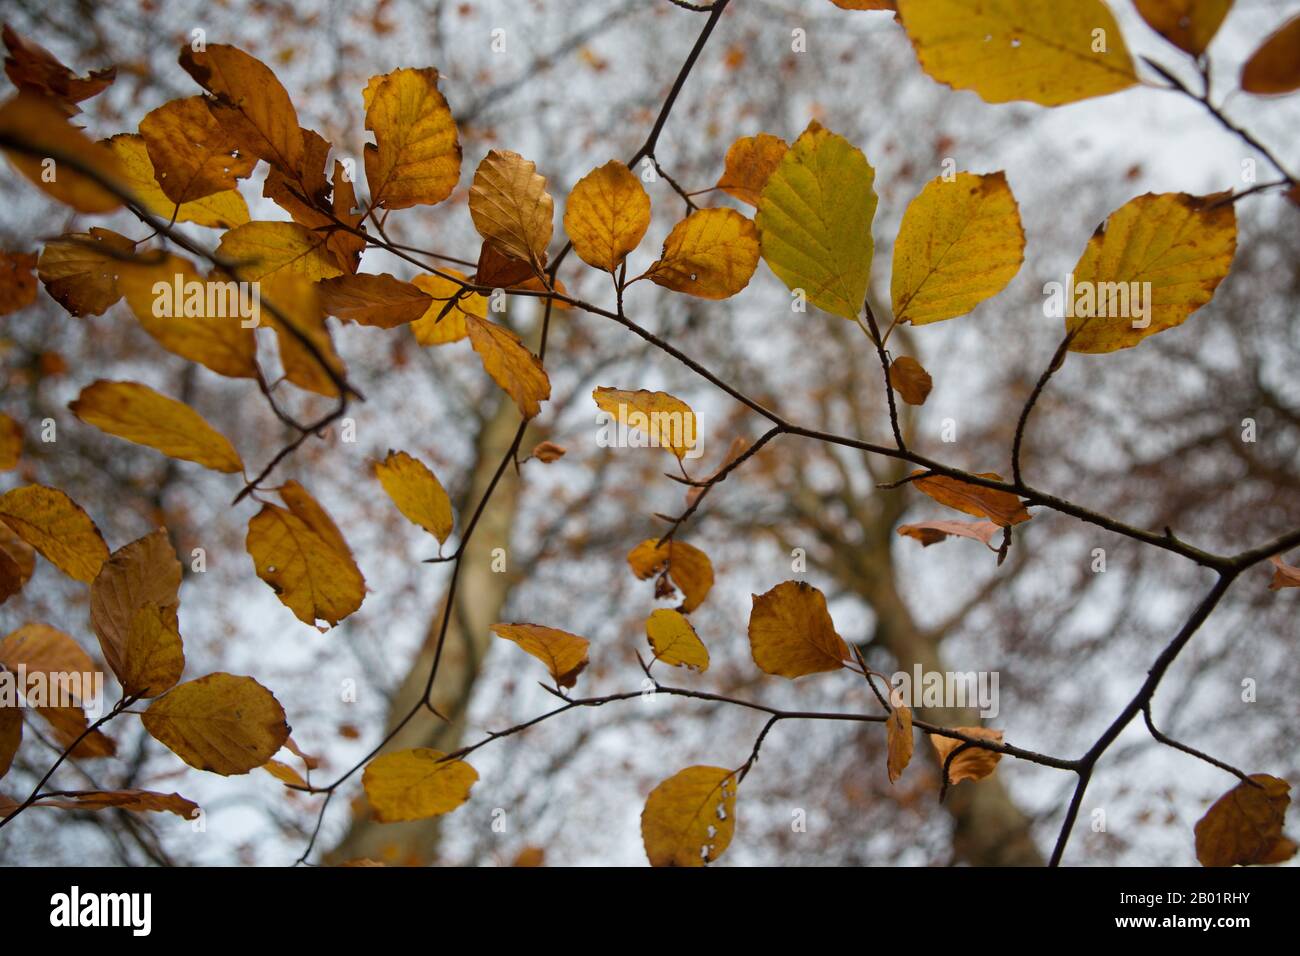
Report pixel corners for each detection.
[930,727,1004,786]
[0,485,108,582]
[373,450,454,544]
[262,273,347,397]
[1241,15,1300,95]
[645,608,709,672]
[262,759,308,788]
[886,690,913,783]
[1134,0,1232,57]
[468,149,554,270]
[106,133,248,229]
[89,528,182,687]
[362,748,478,823]
[756,121,876,319]
[641,766,738,867]
[465,314,550,419]
[142,672,289,776]
[37,228,136,318]
[563,160,651,272]
[0,623,115,758]
[891,171,1024,325]
[0,93,125,212]
[30,789,197,818]
[117,253,259,379]
[409,270,483,345]
[627,539,714,613]
[491,623,590,688]
[896,0,1138,106]
[363,68,461,210]
[747,580,850,678]
[646,207,758,300]
[263,131,367,274]
[318,273,433,329]
[70,380,244,474]
[887,355,933,405]
[139,95,257,202]
[120,603,184,699]
[1194,774,1296,866]
[592,387,697,461]
[716,132,788,207]
[217,220,342,284]
[1065,192,1236,353]
[179,44,304,175]
[0,250,38,316]
[246,483,365,629]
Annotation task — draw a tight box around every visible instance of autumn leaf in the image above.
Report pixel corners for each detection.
[748,580,850,678]
[139,95,256,203]
[912,472,1031,526]
[2,24,116,115]
[246,482,366,629]
[362,748,478,822]
[891,171,1024,325]
[27,788,198,818]
[120,603,185,699]
[409,269,482,345]
[491,623,590,688]
[263,129,366,274]
[319,273,433,329]
[0,93,125,212]
[37,228,136,317]
[646,207,759,300]
[896,0,1138,106]
[0,623,115,758]
[217,220,342,284]
[531,440,566,463]
[106,133,249,229]
[646,608,709,672]
[756,121,876,319]
[0,250,38,316]
[592,387,697,461]
[641,766,738,867]
[888,356,933,406]
[716,133,788,207]
[897,518,1002,549]
[465,314,551,419]
[1267,555,1300,590]
[0,522,35,606]
[627,539,714,613]
[364,68,461,210]
[563,160,651,272]
[1134,0,1232,57]
[0,485,108,582]
[0,414,20,472]
[90,528,182,687]
[886,689,914,783]
[930,727,1004,786]
[468,149,553,270]
[0,701,19,779]
[262,759,308,789]
[830,0,896,9]
[142,672,289,776]
[373,450,454,545]
[1194,774,1297,867]
[1066,192,1236,353]
[1241,15,1300,95]
[261,274,348,398]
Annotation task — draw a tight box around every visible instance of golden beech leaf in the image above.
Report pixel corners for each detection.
[748,580,850,678]
[898,518,1003,549]
[531,441,566,463]
[37,228,136,318]
[756,121,876,319]
[373,450,454,545]
[1065,192,1236,354]
[892,171,1024,325]
[90,528,182,687]
[262,758,308,789]
[217,220,342,284]
[29,789,197,818]
[409,270,483,345]
[465,314,551,419]
[0,485,108,582]
[1194,774,1297,867]
[363,68,461,210]
[70,380,244,474]
[120,603,184,699]
[912,472,1031,526]
[178,44,303,175]
[263,130,367,275]
[1134,0,1232,57]
[1267,555,1300,590]
[931,727,1004,786]
[0,250,38,316]
[563,160,651,272]
[0,702,19,779]
[716,132,789,207]
[140,95,257,203]
[1241,16,1300,95]
[887,356,933,406]
[627,539,714,613]
[645,608,709,672]
[0,623,115,758]
[318,273,433,329]
[362,748,478,823]
[641,766,738,867]
[0,413,21,471]
[262,273,347,397]
[592,387,697,461]
[2,24,116,114]
[117,253,259,379]
[106,133,248,229]
[646,207,759,300]
[896,0,1138,106]
[0,93,125,212]
[491,623,590,688]
[246,483,365,630]
[468,149,554,270]
[886,689,914,783]
[142,672,289,776]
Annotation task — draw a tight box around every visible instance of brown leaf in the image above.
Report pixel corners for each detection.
[1195,774,1296,866]
[930,727,1004,786]
[886,690,913,784]
[887,355,933,405]
[897,519,1002,549]
[1267,555,1300,590]
[912,472,1031,527]
[491,623,590,688]
[627,539,714,613]
[0,250,37,316]
[748,580,850,678]
[2,25,115,115]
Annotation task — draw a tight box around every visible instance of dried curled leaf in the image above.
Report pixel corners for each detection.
[647,207,759,300]
[641,766,738,867]
[930,727,1004,786]
[1267,555,1300,590]
[364,67,461,210]
[886,690,914,783]
[1194,774,1296,867]
[373,450,454,545]
[0,485,108,583]
[912,472,1031,527]
[468,149,553,270]
[748,580,850,678]
[716,133,788,207]
[30,788,197,818]
[645,608,709,672]
[593,387,697,461]
[627,539,714,613]
[564,160,651,272]
[887,356,933,406]
[362,748,478,823]
[491,623,590,688]
[142,672,289,776]
[898,519,1002,549]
